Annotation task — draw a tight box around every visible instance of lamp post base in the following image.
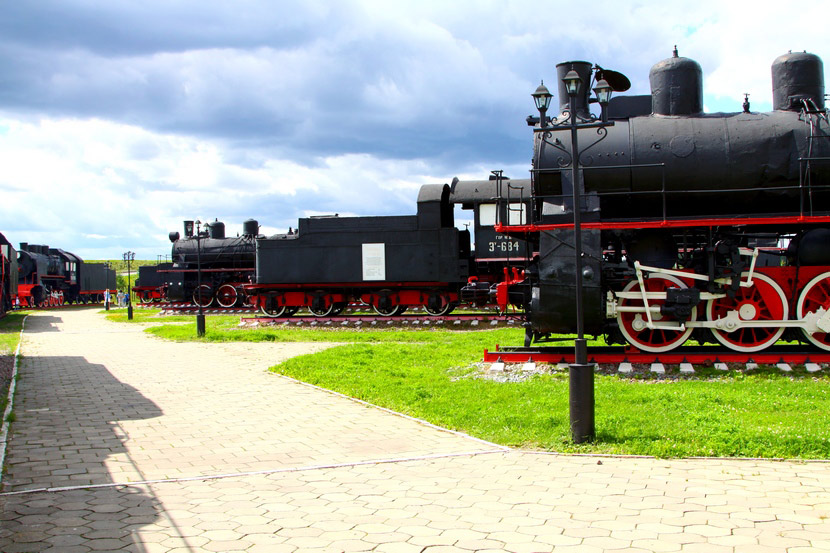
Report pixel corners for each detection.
[196,313,206,337]
[127,303,133,320]
[569,362,595,443]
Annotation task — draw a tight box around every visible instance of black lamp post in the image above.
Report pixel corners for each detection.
[195,220,205,337]
[123,251,135,320]
[532,67,614,443]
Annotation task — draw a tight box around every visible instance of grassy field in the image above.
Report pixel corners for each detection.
[125,309,830,459]
[0,312,27,420]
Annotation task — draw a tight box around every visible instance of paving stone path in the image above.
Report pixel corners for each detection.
[1,308,830,552]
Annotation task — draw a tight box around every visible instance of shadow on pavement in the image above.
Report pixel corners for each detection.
[16,315,64,333]
[0,354,165,552]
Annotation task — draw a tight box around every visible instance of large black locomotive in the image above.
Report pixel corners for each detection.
[500,50,830,353]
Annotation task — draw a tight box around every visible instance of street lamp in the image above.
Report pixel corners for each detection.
[123,251,135,320]
[532,64,616,443]
[195,220,205,337]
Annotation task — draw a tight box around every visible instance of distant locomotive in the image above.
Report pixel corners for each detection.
[498,50,830,353]
[16,243,115,306]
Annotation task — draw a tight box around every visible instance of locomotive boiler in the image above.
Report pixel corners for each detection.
[501,50,830,353]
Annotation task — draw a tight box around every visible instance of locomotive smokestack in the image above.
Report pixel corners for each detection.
[555,61,593,119]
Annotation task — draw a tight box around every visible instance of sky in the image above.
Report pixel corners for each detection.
[0,0,827,259]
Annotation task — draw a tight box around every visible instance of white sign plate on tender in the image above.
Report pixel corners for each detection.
[362,243,385,281]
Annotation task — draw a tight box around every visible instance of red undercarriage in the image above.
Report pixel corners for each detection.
[244,281,462,311]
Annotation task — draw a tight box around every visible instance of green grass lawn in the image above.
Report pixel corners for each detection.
[130,310,830,459]
[0,312,27,355]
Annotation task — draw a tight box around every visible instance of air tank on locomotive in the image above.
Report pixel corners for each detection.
[533,49,829,221]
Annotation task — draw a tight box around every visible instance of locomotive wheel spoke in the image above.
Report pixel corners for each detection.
[797,271,830,351]
[616,274,696,353]
[216,284,238,308]
[707,272,787,353]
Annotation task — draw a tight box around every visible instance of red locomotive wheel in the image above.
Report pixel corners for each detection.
[309,291,335,317]
[423,293,455,316]
[617,274,696,353]
[797,271,830,351]
[707,272,787,353]
[193,284,214,308]
[260,297,286,317]
[371,289,402,316]
[216,284,238,308]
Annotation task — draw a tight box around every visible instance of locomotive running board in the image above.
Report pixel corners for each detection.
[482,344,830,366]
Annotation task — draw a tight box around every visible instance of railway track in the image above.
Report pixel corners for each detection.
[13,301,107,310]
[241,312,523,327]
[142,302,524,326]
[483,344,830,372]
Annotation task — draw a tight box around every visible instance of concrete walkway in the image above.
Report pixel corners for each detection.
[0,309,829,552]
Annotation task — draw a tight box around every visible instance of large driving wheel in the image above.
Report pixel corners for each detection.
[616,274,696,353]
[371,290,402,316]
[193,284,214,308]
[309,292,334,317]
[707,272,787,352]
[423,294,455,316]
[216,284,238,308]
[260,297,286,317]
[797,271,830,351]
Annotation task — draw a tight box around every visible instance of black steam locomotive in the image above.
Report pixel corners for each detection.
[16,243,115,307]
[158,219,260,307]
[498,50,830,353]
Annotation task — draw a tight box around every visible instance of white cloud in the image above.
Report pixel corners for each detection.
[0,0,827,259]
